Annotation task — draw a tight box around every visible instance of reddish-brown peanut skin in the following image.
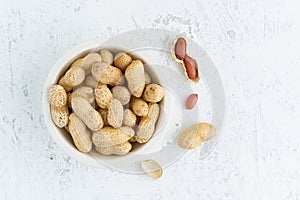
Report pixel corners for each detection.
[185,94,198,109]
[175,37,186,60]
[183,55,198,79]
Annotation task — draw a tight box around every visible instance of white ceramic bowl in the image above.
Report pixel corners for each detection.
[42,38,171,168]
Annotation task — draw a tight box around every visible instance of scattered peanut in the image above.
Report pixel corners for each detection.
[48,85,67,107]
[114,52,132,71]
[123,109,137,127]
[178,123,216,150]
[68,113,92,153]
[71,97,103,131]
[107,99,124,128]
[125,60,145,97]
[174,37,187,60]
[111,86,131,105]
[94,84,112,109]
[100,49,113,65]
[129,97,148,117]
[185,94,198,110]
[142,84,164,103]
[141,160,163,180]
[183,55,198,80]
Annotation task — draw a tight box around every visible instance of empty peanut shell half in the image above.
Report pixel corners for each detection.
[141,160,163,180]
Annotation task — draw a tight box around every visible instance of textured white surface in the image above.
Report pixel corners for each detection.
[1,0,300,199]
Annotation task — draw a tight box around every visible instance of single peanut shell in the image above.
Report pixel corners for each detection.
[111,86,131,105]
[91,62,108,81]
[144,72,151,84]
[83,75,98,88]
[114,52,132,71]
[50,105,69,128]
[95,142,132,156]
[58,76,73,92]
[178,123,216,150]
[141,160,163,180]
[125,60,145,97]
[71,97,103,131]
[92,62,123,86]
[129,97,148,117]
[72,86,95,105]
[100,49,113,65]
[81,53,102,74]
[48,85,67,107]
[92,126,134,148]
[64,67,85,87]
[68,113,92,153]
[142,84,164,103]
[70,58,84,69]
[136,103,159,143]
[107,99,124,128]
[94,84,112,109]
[123,109,137,127]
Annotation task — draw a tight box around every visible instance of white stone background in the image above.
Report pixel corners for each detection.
[0,0,300,199]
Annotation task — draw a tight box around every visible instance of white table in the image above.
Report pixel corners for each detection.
[1,0,300,199]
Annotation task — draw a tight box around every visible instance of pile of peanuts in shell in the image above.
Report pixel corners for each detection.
[48,49,164,157]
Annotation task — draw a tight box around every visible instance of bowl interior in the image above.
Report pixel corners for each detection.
[44,43,167,168]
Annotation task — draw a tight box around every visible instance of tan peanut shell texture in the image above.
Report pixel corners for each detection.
[125,60,145,97]
[92,126,134,148]
[178,123,216,149]
[71,97,103,131]
[136,103,160,143]
[48,85,67,107]
[68,113,92,153]
[49,50,165,160]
